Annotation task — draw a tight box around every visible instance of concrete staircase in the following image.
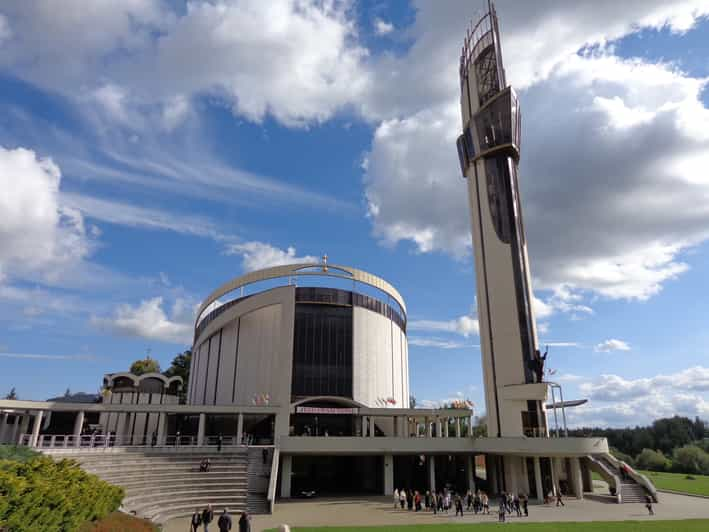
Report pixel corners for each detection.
[596,455,654,503]
[42,447,273,523]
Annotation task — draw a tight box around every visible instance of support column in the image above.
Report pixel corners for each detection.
[73,411,85,447]
[236,413,244,444]
[437,418,443,438]
[570,457,583,499]
[581,459,593,493]
[30,411,43,447]
[551,458,560,496]
[156,413,167,445]
[443,418,449,438]
[467,455,476,492]
[455,417,461,437]
[384,454,394,495]
[280,455,292,498]
[426,417,432,437]
[11,415,21,443]
[533,457,544,503]
[401,417,408,438]
[18,414,30,444]
[428,456,436,493]
[0,413,8,443]
[369,416,375,438]
[197,413,206,446]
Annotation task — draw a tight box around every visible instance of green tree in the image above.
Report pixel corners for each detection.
[472,416,488,438]
[672,445,709,475]
[635,448,670,472]
[610,447,635,467]
[129,356,160,376]
[163,350,191,403]
[4,387,17,400]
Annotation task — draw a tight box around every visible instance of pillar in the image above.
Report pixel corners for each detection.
[533,457,544,502]
[444,418,449,438]
[0,413,8,443]
[384,454,394,495]
[551,458,561,496]
[456,417,461,437]
[570,457,583,499]
[401,417,408,438]
[428,456,436,493]
[156,413,167,445]
[30,411,43,447]
[437,419,443,438]
[467,455,476,492]
[426,417,432,437]
[280,455,292,498]
[11,415,21,443]
[581,459,593,493]
[197,413,206,446]
[18,414,30,444]
[73,411,85,447]
[369,416,375,437]
[237,413,244,444]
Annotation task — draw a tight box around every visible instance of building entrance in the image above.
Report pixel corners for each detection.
[291,455,382,495]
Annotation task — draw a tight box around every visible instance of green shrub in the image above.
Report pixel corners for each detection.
[672,445,709,475]
[0,445,39,463]
[635,448,670,472]
[0,455,123,532]
[610,447,635,467]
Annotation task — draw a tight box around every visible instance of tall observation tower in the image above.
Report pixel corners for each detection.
[457,2,548,440]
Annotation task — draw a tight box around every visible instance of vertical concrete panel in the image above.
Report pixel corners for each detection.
[206,330,222,404]
[216,321,238,404]
[195,340,210,405]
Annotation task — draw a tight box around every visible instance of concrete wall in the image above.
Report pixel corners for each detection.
[352,307,408,409]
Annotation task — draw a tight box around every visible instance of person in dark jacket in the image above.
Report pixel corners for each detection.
[237,511,250,532]
[217,433,223,452]
[218,508,233,531]
[202,504,214,532]
[190,509,202,532]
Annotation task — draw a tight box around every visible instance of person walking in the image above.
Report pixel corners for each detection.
[473,491,481,514]
[513,493,521,517]
[482,492,489,514]
[219,508,233,532]
[394,488,400,508]
[521,493,529,517]
[399,489,406,509]
[407,489,413,510]
[202,504,214,532]
[190,509,202,532]
[466,490,472,511]
[431,492,438,514]
[437,491,444,513]
[498,497,506,523]
[217,433,223,452]
[454,494,464,516]
[425,490,431,510]
[556,491,565,507]
[645,494,655,516]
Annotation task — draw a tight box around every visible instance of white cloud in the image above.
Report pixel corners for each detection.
[374,18,394,35]
[0,0,369,128]
[0,145,90,280]
[595,339,631,352]
[91,296,192,345]
[226,241,317,272]
[571,366,709,427]
[61,192,226,240]
[408,313,479,337]
[408,337,478,350]
[0,14,11,43]
[0,352,96,361]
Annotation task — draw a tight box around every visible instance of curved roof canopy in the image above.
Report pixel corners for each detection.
[196,262,407,325]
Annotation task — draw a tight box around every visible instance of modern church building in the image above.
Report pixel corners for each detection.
[0,2,657,522]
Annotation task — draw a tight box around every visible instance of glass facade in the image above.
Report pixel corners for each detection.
[291,303,353,399]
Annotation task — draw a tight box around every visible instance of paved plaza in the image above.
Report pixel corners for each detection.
[164,490,709,532]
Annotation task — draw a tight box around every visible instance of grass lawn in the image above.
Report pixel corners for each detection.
[78,511,158,532]
[640,470,709,497]
[266,521,709,532]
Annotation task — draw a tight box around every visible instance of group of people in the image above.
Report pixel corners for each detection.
[496,492,530,522]
[190,505,251,532]
[393,488,492,516]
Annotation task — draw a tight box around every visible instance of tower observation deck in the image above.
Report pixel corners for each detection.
[457,1,546,440]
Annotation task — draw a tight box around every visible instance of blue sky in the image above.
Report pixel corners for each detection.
[1,1,709,427]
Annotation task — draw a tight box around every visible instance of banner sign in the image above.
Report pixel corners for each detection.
[295,406,359,415]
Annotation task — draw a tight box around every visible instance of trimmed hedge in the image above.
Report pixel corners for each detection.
[0,455,124,532]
